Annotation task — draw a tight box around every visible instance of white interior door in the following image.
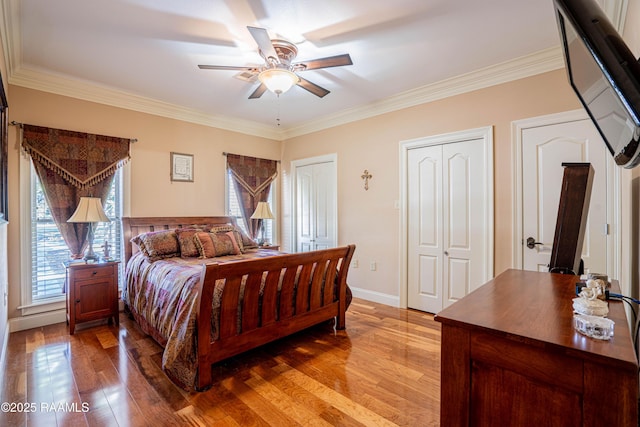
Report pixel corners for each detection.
[294,158,336,252]
[442,140,488,303]
[408,145,443,313]
[521,119,608,274]
[405,128,493,313]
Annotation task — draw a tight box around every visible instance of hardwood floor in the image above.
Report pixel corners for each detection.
[0,298,441,426]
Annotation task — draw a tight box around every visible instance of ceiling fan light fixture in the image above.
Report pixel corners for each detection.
[258,68,299,95]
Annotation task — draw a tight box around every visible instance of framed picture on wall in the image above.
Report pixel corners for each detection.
[170,152,194,182]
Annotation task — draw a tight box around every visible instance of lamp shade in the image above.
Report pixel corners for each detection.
[250,201,274,220]
[258,68,299,95]
[67,197,110,223]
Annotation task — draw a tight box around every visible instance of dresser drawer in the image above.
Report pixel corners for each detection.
[73,264,115,281]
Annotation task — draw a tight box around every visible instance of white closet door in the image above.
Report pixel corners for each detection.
[442,139,487,307]
[296,164,315,252]
[408,145,443,313]
[406,129,492,313]
[295,160,336,252]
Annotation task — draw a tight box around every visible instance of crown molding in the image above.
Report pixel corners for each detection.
[0,0,21,79]
[281,46,565,139]
[8,67,284,140]
[6,47,564,141]
[1,0,569,141]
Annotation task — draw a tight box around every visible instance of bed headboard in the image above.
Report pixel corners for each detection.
[121,216,237,263]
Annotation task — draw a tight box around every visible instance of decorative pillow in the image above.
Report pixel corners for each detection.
[194,231,242,258]
[175,228,202,258]
[209,225,246,252]
[131,230,179,261]
[208,224,235,233]
[235,227,259,249]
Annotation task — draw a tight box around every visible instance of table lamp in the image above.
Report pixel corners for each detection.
[250,201,274,246]
[68,197,110,262]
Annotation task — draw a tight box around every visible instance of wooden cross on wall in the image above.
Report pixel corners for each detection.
[361,169,372,190]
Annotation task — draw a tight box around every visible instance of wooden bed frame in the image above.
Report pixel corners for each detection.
[122,216,355,390]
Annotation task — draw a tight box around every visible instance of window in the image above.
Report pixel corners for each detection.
[29,163,122,302]
[227,170,274,243]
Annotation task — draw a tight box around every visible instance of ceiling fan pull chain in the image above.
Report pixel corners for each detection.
[276,94,281,127]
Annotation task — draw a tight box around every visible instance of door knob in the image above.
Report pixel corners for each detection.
[526,237,543,249]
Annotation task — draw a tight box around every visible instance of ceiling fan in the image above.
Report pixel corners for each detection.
[198,26,353,99]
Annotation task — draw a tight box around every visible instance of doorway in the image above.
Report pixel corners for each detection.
[513,110,617,276]
[400,127,494,313]
[291,154,337,252]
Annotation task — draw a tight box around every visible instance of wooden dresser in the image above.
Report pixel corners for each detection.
[436,269,638,427]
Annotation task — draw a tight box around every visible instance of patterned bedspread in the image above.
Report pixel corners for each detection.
[122,249,284,390]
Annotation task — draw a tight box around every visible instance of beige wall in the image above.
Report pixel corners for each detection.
[8,70,581,320]
[623,0,640,54]
[5,1,640,322]
[281,69,582,301]
[6,86,281,320]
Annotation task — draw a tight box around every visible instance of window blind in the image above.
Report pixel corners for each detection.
[31,165,123,301]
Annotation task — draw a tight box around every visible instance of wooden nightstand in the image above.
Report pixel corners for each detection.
[65,260,120,334]
[260,244,280,251]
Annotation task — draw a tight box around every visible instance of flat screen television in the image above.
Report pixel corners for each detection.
[554,0,640,168]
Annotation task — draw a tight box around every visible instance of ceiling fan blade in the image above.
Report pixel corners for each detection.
[247,26,280,64]
[294,54,353,71]
[296,77,330,98]
[198,65,260,72]
[248,83,268,99]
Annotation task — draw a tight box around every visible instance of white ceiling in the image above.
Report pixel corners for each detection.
[0,0,628,140]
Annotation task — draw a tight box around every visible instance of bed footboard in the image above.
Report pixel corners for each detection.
[194,244,355,390]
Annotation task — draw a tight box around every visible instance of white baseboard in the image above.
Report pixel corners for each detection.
[9,303,126,334]
[9,309,66,333]
[350,287,399,307]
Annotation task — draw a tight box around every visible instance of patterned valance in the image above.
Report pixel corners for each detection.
[21,124,131,258]
[21,124,131,189]
[226,153,278,239]
[226,153,278,197]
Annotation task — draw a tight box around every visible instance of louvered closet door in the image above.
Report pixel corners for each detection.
[407,138,489,313]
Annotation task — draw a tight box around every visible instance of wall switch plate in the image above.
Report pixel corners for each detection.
[352,259,359,268]
[370,261,377,271]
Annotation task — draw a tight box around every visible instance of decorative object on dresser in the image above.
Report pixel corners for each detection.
[65,260,120,335]
[250,201,274,246]
[121,216,355,391]
[67,197,110,262]
[102,240,112,261]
